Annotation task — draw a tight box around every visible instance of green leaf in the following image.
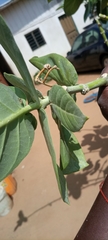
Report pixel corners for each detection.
[0,113,36,181]
[4,73,44,101]
[0,85,23,122]
[0,15,40,105]
[30,53,78,86]
[4,73,29,93]
[49,85,88,132]
[38,108,69,204]
[10,86,27,107]
[60,125,88,174]
[4,73,32,101]
[0,83,38,128]
[0,84,37,180]
[64,0,83,15]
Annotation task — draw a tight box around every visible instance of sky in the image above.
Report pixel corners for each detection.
[0,0,11,7]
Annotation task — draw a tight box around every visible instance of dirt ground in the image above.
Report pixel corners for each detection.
[0,71,108,240]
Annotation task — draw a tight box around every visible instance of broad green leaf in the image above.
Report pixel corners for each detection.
[4,73,44,101]
[0,113,37,181]
[10,86,27,107]
[30,53,78,86]
[38,108,69,204]
[0,83,38,128]
[0,15,39,105]
[4,73,32,101]
[60,125,88,174]
[0,84,37,180]
[0,84,23,122]
[4,73,29,93]
[60,138,69,169]
[49,85,88,132]
[64,0,83,15]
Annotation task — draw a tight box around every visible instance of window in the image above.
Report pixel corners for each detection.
[25,28,46,51]
[72,29,99,52]
[72,35,83,52]
[84,30,99,47]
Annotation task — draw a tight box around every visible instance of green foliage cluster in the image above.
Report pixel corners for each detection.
[0,0,108,203]
[48,0,108,21]
[0,16,89,203]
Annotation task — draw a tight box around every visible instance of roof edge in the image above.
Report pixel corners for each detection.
[0,0,19,10]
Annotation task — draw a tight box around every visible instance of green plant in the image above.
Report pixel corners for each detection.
[0,13,108,204]
[49,0,108,21]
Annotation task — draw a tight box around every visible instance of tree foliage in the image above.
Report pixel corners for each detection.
[48,0,108,21]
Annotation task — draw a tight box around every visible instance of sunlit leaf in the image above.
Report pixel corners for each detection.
[4,73,31,101]
[0,84,37,180]
[64,0,83,15]
[0,113,36,181]
[49,85,88,132]
[60,125,88,174]
[4,73,43,101]
[10,86,27,107]
[0,15,39,105]
[38,108,69,204]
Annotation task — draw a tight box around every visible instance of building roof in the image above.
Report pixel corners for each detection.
[0,0,19,10]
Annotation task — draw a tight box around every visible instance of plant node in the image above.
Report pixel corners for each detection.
[81,85,89,95]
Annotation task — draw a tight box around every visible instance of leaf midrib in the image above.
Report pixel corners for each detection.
[0,102,38,128]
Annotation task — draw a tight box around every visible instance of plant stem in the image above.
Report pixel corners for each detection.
[3,73,106,124]
[99,14,108,21]
[0,102,39,128]
[40,74,108,108]
[66,74,108,94]
[95,17,108,46]
[40,96,50,108]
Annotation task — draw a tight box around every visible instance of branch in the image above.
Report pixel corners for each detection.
[99,14,108,21]
[65,73,108,94]
[40,73,108,109]
[95,17,108,46]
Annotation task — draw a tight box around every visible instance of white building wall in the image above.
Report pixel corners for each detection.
[14,11,72,76]
[72,3,92,33]
[0,0,92,77]
[0,45,20,77]
[0,0,71,76]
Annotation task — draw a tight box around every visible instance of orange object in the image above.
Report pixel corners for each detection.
[1,175,17,196]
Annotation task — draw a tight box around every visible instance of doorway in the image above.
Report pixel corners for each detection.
[59,14,79,46]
